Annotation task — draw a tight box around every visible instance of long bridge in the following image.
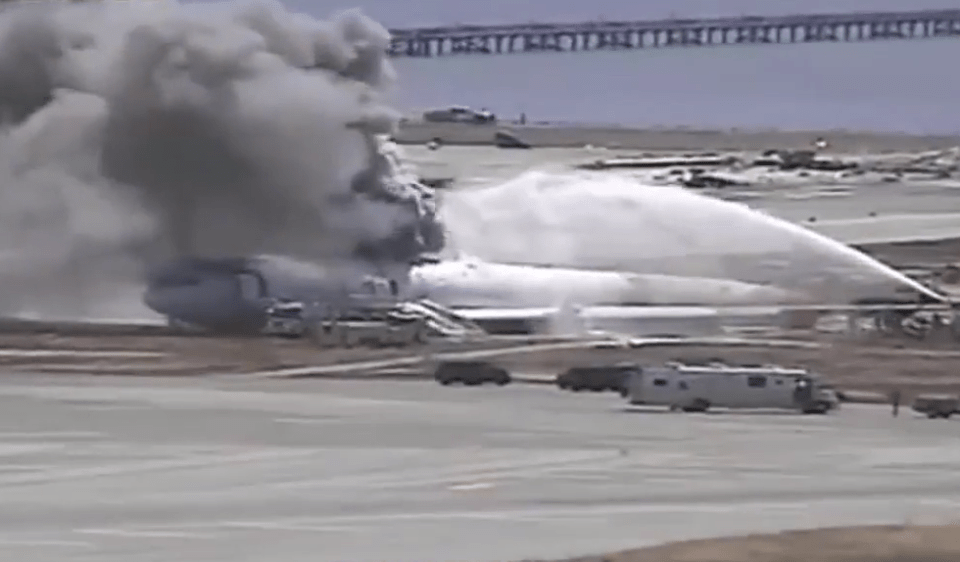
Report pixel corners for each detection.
[387,9,960,58]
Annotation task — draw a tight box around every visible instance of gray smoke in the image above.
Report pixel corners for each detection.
[0,0,444,319]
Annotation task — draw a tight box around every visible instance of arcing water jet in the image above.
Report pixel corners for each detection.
[440,170,941,304]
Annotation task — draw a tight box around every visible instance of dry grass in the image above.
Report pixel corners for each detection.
[527,524,960,562]
[2,331,960,396]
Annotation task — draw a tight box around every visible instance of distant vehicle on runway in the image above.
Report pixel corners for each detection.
[557,363,637,395]
[625,362,838,414]
[911,394,958,419]
[434,361,511,386]
[422,105,496,124]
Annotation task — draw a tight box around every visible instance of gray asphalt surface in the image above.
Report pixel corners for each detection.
[0,374,958,562]
[408,145,960,247]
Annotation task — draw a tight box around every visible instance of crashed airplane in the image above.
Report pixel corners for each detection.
[140,253,794,335]
[141,252,944,336]
[140,134,947,337]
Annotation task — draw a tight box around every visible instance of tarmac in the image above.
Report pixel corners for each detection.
[2,129,960,562]
[1,374,959,562]
[394,121,960,152]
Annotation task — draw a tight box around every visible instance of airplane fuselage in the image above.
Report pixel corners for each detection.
[141,255,805,333]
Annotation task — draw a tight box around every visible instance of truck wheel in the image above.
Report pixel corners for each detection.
[682,399,710,413]
[802,402,830,414]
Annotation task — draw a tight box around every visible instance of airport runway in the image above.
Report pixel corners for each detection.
[0,374,959,562]
[411,145,960,248]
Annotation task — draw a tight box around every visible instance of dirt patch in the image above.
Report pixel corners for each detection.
[525,524,960,562]
[1,328,960,398]
[0,332,546,376]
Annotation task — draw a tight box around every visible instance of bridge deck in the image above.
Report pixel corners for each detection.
[387,9,960,57]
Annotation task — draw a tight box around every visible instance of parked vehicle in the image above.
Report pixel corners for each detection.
[625,362,838,414]
[422,105,496,124]
[434,361,512,386]
[557,363,638,395]
[912,394,958,419]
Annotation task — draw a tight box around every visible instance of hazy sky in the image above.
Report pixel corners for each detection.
[219,0,960,28]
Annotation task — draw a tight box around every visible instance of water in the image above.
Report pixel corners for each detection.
[271,0,960,133]
[392,40,960,133]
[438,169,940,303]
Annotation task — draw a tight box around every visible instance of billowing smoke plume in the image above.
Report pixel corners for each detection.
[0,0,443,319]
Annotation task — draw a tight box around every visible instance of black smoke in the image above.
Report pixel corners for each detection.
[0,0,444,319]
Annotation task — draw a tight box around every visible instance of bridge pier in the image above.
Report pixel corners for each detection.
[388,9,960,58]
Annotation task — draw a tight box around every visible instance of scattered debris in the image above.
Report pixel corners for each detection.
[680,170,749,188]
[753,149,858,171]
[494,130,532,149]
[573,147,960,187]
[577,154,739,170]
[419,177,455,189]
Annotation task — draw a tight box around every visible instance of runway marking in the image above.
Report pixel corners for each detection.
[216,521,360,533]
[0,432,102,439]
[270,450,623,492]
[273,417,340,425]
[0,444,65,456]
[547,473,614,481]
[0,538,94,548]
[0,349,166,358]
[75,404,146,412]
[146,493,960,531]
[0,449,318,487]
[448,482,495,491]
[75,528,217,539]
[0,464,57,472]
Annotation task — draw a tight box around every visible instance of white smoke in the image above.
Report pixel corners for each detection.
[0,0,443,319]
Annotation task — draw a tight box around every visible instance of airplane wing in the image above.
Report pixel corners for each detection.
[451,305,728,323]
[450,302,952,325]
[449,305,730,336]
[447,302,956,336]
[452,307,560,322]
